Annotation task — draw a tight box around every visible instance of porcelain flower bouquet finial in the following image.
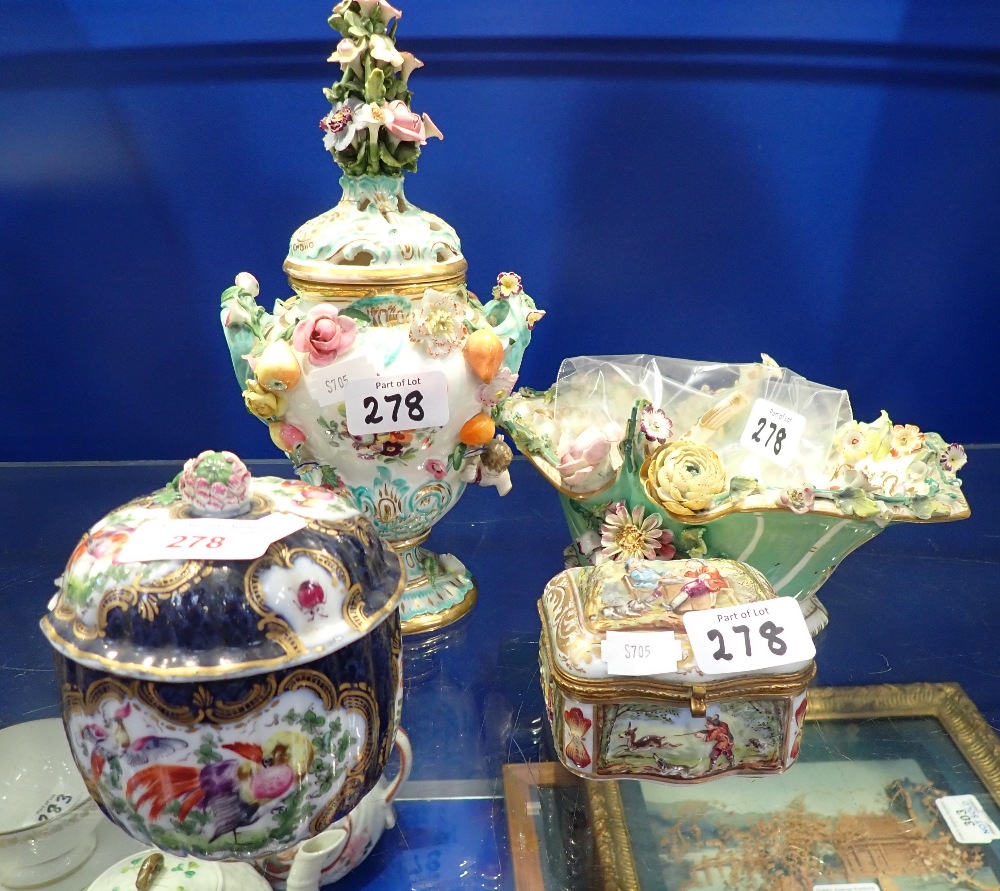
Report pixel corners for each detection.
[321,0,442,177]
[498,354,969,634]
[221,2,542,634]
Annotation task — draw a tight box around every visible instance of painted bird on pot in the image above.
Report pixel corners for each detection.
[82,702,187,781]
[127,730,315,843]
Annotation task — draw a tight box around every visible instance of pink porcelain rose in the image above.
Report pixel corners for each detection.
[384,101,443,145]
[385,100,425,143]
[292,303,357,366]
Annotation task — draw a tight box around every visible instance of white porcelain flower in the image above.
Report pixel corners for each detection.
[409,288,469,356]
[598,503,665,562]
[780,486,815,514]
[321,99,362,152]
[329,38,366,76]
[476,367,518,408]
[399,51,424,82]
[556,424,620,489]
[639,406,673,443]
[940,443,967,473]
[355,101,395,132]
[369,34,404,69]
[905,460,931,497]
[356,0,402,26]
[837,422,867,464]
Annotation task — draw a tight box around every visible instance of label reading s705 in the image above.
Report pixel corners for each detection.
[600,631,683,676]
[306,354,376,408]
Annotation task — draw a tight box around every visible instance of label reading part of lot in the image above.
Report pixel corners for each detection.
[344,370,449,435]
[738,397,807,468]
[936,794,1000,844]
[115,513,307,563]
[682,597,815,675]
[600,630,683,676]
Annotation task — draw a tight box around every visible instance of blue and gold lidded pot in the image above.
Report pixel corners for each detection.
[40,451,404,862]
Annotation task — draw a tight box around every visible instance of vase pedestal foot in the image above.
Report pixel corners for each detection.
[799,592,829,636]
[389,535,478,635]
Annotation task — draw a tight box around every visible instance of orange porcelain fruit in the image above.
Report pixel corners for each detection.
[463,328,504,383]
[459,413,496,446]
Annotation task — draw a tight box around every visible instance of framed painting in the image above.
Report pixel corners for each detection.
[505,683,1000,891]
[503,761,595,891]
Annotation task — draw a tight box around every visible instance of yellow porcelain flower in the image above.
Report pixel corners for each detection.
[863,410,893,461]
[243,379,287,421]
[643,440,727,516]
[891,423,924,457]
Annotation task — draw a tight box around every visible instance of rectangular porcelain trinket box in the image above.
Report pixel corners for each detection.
[539,558,815,783]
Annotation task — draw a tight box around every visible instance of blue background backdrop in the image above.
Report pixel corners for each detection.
[3,0,999,461]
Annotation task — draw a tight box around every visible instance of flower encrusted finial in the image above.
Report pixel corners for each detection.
[321,1,443,177]
[179,450,253,517]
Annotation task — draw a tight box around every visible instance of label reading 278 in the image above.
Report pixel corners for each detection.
[115,513,306,563]
[344,371,449,435]
[739,398,806,468]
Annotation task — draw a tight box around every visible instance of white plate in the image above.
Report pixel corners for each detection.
[0,818,144,891]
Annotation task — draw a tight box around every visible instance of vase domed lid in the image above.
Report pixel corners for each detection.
[283,175,467,298]
[40,451,403,681]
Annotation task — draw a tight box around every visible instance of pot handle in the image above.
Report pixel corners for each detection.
[383,728,411,812]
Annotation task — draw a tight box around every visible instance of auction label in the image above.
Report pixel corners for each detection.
[306,354,376,408]
[936,795,1000,844]
[683,597,815,675]
[116,512,306,563]
[739,397,807,468]
[35,791,79,822]
[345,370,449,435]
[601,630,683,676]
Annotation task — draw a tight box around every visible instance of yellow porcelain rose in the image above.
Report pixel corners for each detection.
[243,379,287,421]
[642,439,727,516]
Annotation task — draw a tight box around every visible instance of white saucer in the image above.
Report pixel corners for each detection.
[0,818,144,891]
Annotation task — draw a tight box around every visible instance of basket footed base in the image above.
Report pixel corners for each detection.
[800,591,830,636]
[389,538,478,635]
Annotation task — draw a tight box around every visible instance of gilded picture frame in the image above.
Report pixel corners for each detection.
[504,683,1000,891]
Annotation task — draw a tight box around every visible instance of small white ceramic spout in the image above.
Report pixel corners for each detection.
[283,827,349,891]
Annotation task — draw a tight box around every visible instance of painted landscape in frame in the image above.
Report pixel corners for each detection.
[585,684,1000,891]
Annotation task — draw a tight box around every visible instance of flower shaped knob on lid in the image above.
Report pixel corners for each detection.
[178,450,253,517]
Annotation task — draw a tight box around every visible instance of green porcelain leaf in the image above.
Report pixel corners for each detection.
[836,487,880,519]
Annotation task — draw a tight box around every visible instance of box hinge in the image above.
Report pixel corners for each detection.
[690,684,708,717]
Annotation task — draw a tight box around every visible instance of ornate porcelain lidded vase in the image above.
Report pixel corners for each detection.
[40,451,404,863]
[222,1,541,634]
